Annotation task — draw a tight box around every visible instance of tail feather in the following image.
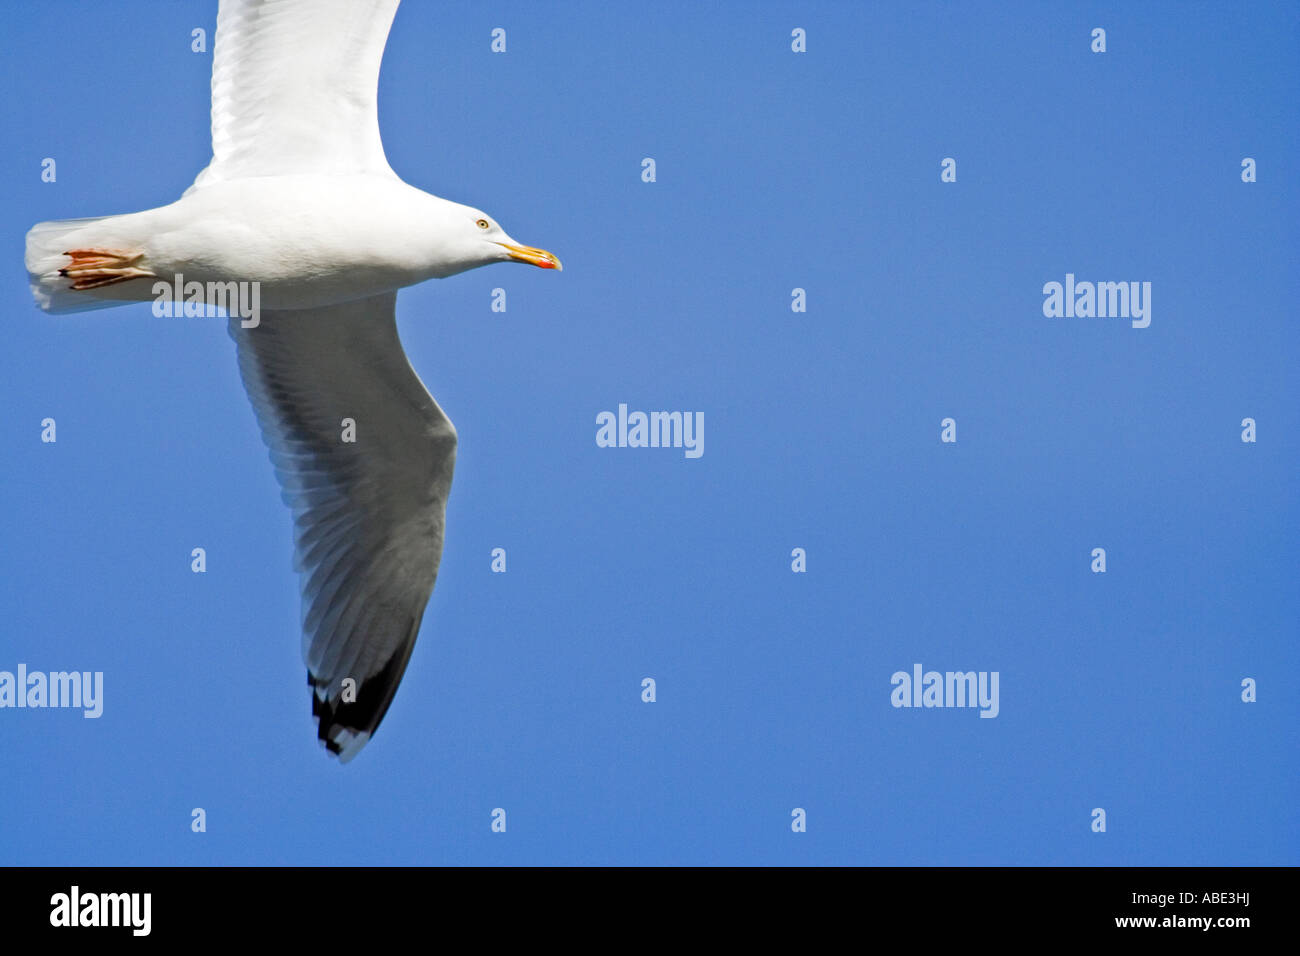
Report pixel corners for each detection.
[25,216,153,314]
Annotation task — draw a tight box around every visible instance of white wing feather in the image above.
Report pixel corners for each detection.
[188,0,401,194]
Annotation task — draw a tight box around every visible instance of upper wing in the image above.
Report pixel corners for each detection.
[188,0,401,193]
[228,292,457,762]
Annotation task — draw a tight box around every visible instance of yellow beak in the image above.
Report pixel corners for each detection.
[498,242,563,271]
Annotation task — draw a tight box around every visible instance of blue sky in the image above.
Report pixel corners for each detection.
[1,0,1296,865]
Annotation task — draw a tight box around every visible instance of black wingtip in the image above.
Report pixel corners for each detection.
[307,618,420,761]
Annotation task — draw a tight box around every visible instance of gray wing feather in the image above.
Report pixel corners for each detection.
[228,291,456,761]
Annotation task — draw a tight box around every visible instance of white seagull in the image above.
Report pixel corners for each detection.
[24,0,561,761]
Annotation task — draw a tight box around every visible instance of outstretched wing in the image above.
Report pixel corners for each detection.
[228,292,456,761]
[188,0,401,193]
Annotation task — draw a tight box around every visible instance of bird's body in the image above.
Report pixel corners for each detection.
[24,0,560,761]
[31,175,530,310]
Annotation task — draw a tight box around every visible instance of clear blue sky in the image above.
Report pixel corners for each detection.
[1,1,1296,865]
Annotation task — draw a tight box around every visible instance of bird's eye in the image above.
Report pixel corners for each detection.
[475,218,490,230]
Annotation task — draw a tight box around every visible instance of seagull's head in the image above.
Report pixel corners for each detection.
[422,198,562,278]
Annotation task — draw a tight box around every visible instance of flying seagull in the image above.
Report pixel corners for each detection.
[24,0,561,761]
